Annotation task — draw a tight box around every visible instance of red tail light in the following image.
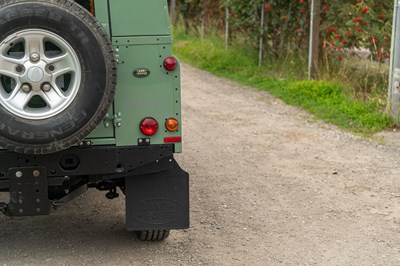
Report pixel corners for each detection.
[140,117,159,136]
[163,57,177,71]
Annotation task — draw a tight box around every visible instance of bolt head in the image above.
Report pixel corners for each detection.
[42,83,51,92]
[15,65,24,73]
[21,84,31,93]
[30,52,40,62]
[48,65,55,72]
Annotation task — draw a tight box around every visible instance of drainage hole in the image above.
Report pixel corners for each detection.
[115,164,125,173]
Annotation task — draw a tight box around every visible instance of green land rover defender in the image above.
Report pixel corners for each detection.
[0,0,189,241]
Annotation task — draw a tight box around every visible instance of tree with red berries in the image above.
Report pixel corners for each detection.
[178,0,393,63]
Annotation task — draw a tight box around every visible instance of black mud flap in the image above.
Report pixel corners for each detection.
[125,159,189,231]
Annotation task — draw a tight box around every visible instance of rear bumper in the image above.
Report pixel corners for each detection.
[0,144,175,179]
[0,145,190,231]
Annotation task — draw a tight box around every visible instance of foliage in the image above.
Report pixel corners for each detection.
[173,30,393,134]
[322,0,393,62]
[177,0,394,61]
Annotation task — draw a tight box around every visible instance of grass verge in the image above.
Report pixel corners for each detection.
[173,32,393,135]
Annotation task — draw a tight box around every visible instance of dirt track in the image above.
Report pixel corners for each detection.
[1,63,400,265]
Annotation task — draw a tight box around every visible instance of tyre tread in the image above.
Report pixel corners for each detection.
[137,230,170,242]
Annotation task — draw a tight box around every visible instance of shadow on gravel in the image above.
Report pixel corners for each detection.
[0,191,156,256]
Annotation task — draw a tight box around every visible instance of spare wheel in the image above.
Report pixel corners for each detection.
[0,0,116,154]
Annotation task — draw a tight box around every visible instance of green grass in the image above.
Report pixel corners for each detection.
[173,31,393,135]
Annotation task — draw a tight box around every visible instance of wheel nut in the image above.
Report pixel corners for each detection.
[48,65,55,72]
[42,83,51,92]
[30,52,40,62]
[21,84,31,93]
[15,65,24,73]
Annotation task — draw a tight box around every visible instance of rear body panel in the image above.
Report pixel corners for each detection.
[109,0,171,37]
[87,0,182,152]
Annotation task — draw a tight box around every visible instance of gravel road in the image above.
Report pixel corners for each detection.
[1,63,400,265]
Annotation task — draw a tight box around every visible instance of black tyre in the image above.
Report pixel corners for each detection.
[0,0,116,154]
[136,230,171,241]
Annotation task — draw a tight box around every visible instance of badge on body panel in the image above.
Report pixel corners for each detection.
[133,68,151,78]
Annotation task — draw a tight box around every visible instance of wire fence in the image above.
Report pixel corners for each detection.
[171,0,400,119]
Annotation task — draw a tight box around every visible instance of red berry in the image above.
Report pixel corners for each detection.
[264,3,271,12]
[354,17,363,22]
[361,7,368,13]
[338,56,344,61]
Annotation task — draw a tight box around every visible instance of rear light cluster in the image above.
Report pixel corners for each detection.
[139,117,181,143]
[165,118,179,132]
[140,117,158,136]
[163,57,177,71]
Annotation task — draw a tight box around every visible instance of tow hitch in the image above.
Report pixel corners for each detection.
[2,167,51,216]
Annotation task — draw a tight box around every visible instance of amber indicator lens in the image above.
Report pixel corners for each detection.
[163,57,177,71]
[140,117,159,136]
[165,118,179,132]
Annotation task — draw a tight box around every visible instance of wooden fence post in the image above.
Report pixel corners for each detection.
[201,4,205,41]
[170,0,177,26]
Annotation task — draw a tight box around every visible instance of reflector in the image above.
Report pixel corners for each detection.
[164,137,182,143]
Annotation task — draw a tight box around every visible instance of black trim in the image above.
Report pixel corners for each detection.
[0,145,174,178]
